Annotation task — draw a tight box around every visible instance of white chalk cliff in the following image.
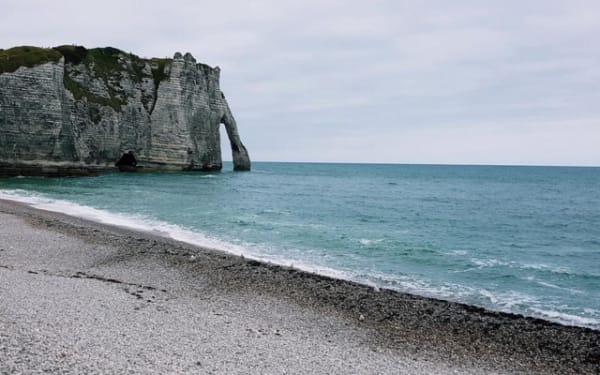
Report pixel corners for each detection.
[0,46,250,176]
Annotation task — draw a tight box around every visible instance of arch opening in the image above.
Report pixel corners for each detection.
[219,124,232,164]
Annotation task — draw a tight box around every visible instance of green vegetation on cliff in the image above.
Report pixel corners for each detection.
[63,75,125,113]
[1,45,173,112]
[150,58,169,86]
[53,45,171,84]
[52,45,88,65]
[60,46,133,111]
[0,46,62,74]
[56,45,172,111]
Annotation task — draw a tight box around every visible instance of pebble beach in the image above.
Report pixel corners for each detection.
[0,199,598,374]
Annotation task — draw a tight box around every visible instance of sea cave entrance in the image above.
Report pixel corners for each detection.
[115,151,138,172]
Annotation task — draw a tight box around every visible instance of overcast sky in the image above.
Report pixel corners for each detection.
[2,0,599,166]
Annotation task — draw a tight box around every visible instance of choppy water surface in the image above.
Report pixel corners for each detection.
[1,162,599,329]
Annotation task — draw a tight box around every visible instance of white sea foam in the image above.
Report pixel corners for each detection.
[470,258,508,267]
[534,280,584,294]
[447,250,468,256]
[521,263,571,274]
[477,289,599,328]
[478,289,539,310]
[478,289,500,304]
[470,257,574,275]
[530,308,600,327]
[349,270,481,302]
[358,238,384,246]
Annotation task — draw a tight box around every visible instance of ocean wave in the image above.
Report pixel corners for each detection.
[532,279,584,294]
[350,271,475,300]
[470,258,509,267]
[476,288,538,310]
[446,250,468,256]
[358,238,384,246]
[521,262,572,274]
[530,308,600,328]
[357,269,599,329]
[469,257,575,275]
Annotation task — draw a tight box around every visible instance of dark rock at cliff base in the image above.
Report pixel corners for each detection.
[0,162,98,177]
[0,46,251,176]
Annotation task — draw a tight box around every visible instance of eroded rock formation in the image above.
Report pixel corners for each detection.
[0,46,250,176]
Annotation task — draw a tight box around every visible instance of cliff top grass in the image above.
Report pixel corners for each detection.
[53,45,173,111]
[1,45,173,81]
[53,45,173,83]
[0,45,208,112]
[0,46,63,74]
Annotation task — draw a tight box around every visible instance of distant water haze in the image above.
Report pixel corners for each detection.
[2,162,599,329]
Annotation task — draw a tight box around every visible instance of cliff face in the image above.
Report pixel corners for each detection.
[0,46,250,176]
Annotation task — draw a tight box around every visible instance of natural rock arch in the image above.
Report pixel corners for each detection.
[220,109,250,171]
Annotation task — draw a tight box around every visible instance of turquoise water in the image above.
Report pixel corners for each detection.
[1,162,599,329]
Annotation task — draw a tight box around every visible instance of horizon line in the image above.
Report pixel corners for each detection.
[221,160,600,168]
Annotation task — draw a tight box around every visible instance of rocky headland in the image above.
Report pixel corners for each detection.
[0,46,250,176]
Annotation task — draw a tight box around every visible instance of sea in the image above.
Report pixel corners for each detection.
[1,162,599,330]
